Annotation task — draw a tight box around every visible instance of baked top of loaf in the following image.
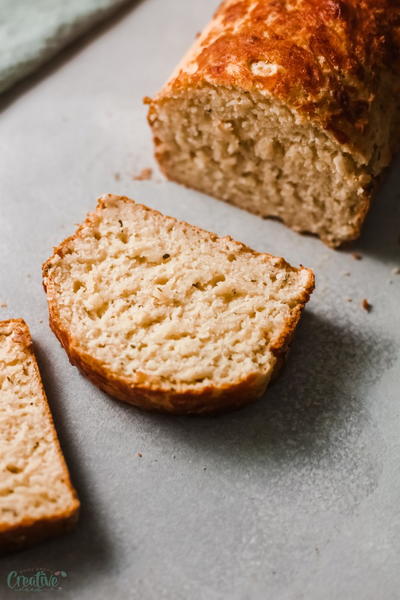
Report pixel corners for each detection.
[0,319,79,548]
[156,0,400,165]
[43,195,314,414]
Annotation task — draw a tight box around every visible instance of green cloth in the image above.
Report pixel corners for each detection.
[0,0,132,93]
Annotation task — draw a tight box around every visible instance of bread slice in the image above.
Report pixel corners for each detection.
[147,0,400,247]
[0,319,79,553]
[43,194,314,415]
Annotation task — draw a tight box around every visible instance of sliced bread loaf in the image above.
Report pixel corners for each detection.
[147,0,400,246]
[0,319,79,553]
[43,195,314,414]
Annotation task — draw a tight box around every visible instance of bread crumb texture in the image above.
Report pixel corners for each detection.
[0,319,79,551]
[43,195,314,414]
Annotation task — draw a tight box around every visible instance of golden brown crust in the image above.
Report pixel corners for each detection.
[0,507,79,555]
[155,0,400,162]
[42,195,314,415]
[0,319,80,554]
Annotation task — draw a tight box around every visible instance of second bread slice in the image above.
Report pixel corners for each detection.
[0,319,79,553]
[43,195,314,414]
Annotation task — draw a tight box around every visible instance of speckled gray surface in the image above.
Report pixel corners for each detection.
[0,1,399,598]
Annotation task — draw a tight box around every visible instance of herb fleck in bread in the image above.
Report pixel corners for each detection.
[147,0,400,247]
[0,319,79,553]
[43,195,314,415]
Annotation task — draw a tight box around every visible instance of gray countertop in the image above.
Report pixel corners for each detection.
[0,1,399,598]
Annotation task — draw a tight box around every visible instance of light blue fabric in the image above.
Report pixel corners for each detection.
[0,0,132,93]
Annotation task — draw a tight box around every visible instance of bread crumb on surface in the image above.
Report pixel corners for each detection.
[114,172,121,181]
[362,299,372,312]
[392,267,400,275]
[133,168,153,181]
[136,452,143,458]
[0,302,7,308]
[351,252,363,260]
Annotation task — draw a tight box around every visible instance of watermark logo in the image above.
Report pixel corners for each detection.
[6,569,67,592]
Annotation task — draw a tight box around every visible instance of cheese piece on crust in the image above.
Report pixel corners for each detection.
[0,319,79,553]
[147,0,400,247]
[43,194,314,415]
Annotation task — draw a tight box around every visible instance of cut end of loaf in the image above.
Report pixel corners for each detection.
[148,0,400,246]
[0,319,79,553]
[43,195,314,414]
[148,86,373,247]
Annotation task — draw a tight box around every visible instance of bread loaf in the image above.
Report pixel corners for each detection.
[147,0,400,247]
[0,319,79,553]
[43,194,314,415]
